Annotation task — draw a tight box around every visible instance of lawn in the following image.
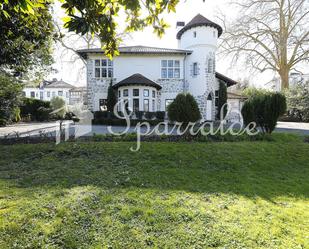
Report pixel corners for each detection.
[0,134,308,248]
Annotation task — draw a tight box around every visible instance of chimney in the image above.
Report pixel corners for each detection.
[176,21,185,32]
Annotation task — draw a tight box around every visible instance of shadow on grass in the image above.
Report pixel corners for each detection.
[0,134,308,200]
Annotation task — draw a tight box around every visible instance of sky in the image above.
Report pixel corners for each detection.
[49,0,281,88]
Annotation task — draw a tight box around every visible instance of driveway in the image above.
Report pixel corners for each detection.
[0,121,72,138]
[276,122,309,135]
[0,121,308,138]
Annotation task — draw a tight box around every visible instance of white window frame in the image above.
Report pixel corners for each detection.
[123,89,128,97]
[161,60,180,79]
[143,99,149,112]
[94,59,113,78]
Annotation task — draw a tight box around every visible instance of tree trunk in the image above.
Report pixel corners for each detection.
[279,69,289,90]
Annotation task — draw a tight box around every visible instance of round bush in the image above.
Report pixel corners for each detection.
[167,93,201,125]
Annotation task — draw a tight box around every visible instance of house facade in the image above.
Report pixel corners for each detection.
[23,79,87,105]
[78,14,237,120]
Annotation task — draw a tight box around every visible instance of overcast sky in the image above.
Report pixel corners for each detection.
[49,0,288,88]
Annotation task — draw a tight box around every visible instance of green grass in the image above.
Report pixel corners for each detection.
[0,133,308,248]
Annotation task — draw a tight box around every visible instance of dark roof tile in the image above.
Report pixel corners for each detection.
[112,74,162,90]
[176,14,223,39]
[215,72,238,87]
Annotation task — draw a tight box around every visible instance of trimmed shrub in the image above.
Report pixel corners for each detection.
[135,111,144,120]
[242,92,286,134]
[94,111,109,119]
[145,112,155,120]
[155,111,165,120]
[36,107,52,121]
[92,118,163,126]
[20,98,51,121]
[167,93,201,125]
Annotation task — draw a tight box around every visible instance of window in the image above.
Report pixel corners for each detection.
[215,90,219,107]
[47,91,50,98]
[213,30,216,38]
[165,99,174,110]
[40,91,43,100]
[161,60,180,79]
[58,91,63,96]
[99,99,107,111]
[30,91,35,98]
[143,89,149,97]
[174,68,180,78]
[161,68,167,78]
[152,90,156,98]
[118,90,121,97]
[66,92,69,98]
[22,91,26,97]
[193,31,197,38]
[52,92,56,97]
[133,89,139,97]
[94,59,113,78]
[123,89,128,97]
[144,99,149,112]
[133,99,139,112]
[193,62,198,76]
[152,99,155,112]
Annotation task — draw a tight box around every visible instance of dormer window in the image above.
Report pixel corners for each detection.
[94,59,113,78]
[193,31,197,38]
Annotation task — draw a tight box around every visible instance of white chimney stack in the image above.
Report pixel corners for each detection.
[176,21,185,33]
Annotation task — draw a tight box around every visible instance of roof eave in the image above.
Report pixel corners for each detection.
[215,72,238,87]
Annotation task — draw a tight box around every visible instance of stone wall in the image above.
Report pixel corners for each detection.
[87,59,112,111]
[157,79,185,93]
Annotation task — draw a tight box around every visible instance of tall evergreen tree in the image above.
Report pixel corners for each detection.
[107,81,117,113]
[217,81,227,120]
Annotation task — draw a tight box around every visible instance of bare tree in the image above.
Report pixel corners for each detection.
[220,0,309,89]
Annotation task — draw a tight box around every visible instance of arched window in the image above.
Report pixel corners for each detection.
[207,93,213,100]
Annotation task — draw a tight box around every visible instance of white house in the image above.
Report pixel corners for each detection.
[23,79,87,105]
[69,87,87,105]
[77,14,238,120]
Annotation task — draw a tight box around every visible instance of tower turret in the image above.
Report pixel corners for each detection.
[177,14,223,120]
